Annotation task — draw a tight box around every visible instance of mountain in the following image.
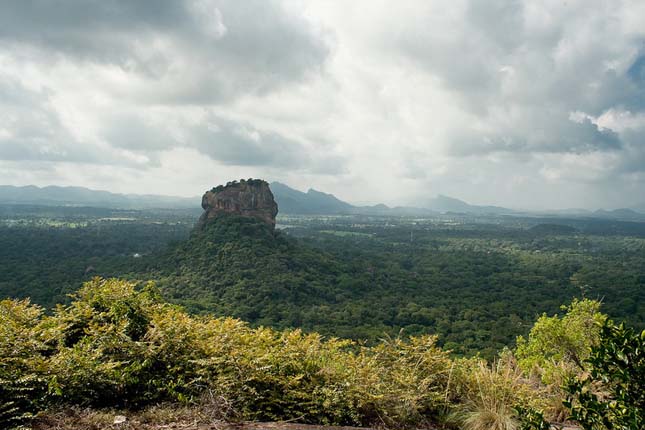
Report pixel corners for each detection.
[0,182,359,214]
[426,194,512,214]
[540,208,594,216]
[271,182,480,216]
[592,208,645,221]
[269,182,354,214]
[270,184,642,219]
[0,185,197,209]
[5,182,640,221]
[427,195,472,212]
[199,179,278,229]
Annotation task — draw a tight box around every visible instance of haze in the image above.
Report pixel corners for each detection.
[1,0,644,210]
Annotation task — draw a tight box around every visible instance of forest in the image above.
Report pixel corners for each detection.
[1,205,644,429]
[1,205,643,359]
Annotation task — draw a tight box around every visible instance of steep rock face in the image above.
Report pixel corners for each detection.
[198,179,278,229]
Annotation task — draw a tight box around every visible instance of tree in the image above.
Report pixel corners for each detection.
[564,321,644,430]
[515,299,606,384]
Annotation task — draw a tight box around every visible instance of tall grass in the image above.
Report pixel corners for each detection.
[451,354,542,430]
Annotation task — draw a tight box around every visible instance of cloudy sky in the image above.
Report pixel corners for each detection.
[1,0,644,209]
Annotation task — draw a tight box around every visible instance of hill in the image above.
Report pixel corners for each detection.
[151,214,352,331]
[592,208,645,221]
[427,194,512,214]
[1,183,644,358]
[269,182,354,214]
[0,185,197,209]
[270,182,512,216]
[5,182,644,220]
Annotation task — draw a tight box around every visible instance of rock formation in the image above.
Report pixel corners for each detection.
[197,179,279,229]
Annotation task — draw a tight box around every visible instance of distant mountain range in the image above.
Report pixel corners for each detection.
[1,183,644,221]
[0,185,197,209]
[270,182,515,216]
[269,182,354,214]
[270,183,645,220]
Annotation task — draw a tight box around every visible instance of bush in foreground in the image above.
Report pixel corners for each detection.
[565,321,644,429]
[2,278,642,430]
[1,278,452,428]
[0,299,50,429]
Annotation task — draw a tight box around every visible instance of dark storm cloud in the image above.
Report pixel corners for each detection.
[95,111,346,173]
[0,0,329,103]
[0,75,149,166]
[449,116,622,157]
[102,114,178,152]
[613,128,645,174]
[0,76,87,163]
[381,1,645,174]
[190,116,345,173]
[0,0,332,172]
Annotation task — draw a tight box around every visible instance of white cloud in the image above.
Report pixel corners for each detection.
[0,0,644,209]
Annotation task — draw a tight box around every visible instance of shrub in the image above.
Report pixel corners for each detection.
[11,278,619,429]
[43,278,211,407]
[0,299,49,429]
[349,335,452,427]
[515,299,607,421]
[23,278,453,427]
[564,321,644,430]
[516,299,606,383]
[450,353,544,430]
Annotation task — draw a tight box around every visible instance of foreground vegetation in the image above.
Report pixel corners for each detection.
[2,278,642,429]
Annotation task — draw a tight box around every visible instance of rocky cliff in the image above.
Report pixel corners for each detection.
[197,179,278,229]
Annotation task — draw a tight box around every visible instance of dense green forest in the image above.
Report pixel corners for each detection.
[0,205,194,306]
[1,205,643,360]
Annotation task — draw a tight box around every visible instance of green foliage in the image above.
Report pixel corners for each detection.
[0,214,191,307]
[514,406,550,430]
[3,278,643,429]
[517,319,644,430]
[2,207,645,360]
[153,214,645,359]
[0,278,453,428]
[350,335,451,426]
[2,206,645,428]
[564,321,644,430]
[514,299,608,422]
[516,299,606,384]
[0,299,49,429]
[44,277,203,406]
[450,354,544,430]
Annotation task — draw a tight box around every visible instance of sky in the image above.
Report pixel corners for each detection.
[1,0,644,210]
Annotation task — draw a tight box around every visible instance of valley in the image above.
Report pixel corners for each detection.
[1,196,643,359]
[2,180,644,429]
